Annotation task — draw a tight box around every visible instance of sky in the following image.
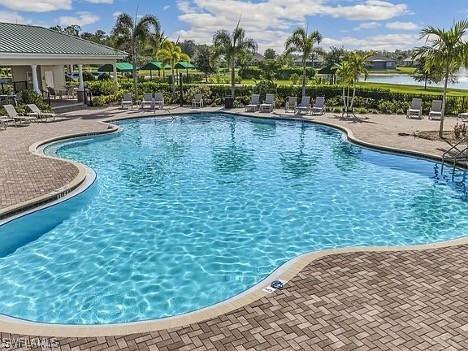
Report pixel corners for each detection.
[0,0,467,53]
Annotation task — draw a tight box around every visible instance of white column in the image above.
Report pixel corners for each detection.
[78,64,84,91]
[31,64,40,94]
[113,62,118,82]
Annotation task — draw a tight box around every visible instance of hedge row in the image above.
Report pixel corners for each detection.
[89,81,467,115]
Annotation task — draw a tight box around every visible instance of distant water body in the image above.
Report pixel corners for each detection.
[366,69,468,90]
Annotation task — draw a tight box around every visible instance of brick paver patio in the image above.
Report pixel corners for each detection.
[0,107,467,350]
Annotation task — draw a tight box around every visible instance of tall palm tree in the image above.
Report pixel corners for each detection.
[417,21,468,137]
[335,52,371,118]
[285,27,322,96]
[111,13,160,97]
[213,22,257,98]
[157,40,190,95]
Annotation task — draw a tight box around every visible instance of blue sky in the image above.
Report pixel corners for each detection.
[1,0,467,52]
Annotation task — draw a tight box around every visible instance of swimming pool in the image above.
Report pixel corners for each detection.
[1,113,467,324]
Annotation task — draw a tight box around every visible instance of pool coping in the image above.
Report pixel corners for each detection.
[1,109,467,337]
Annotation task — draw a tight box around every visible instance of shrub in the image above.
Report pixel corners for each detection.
[87,80,119,96]
[290,73,300,85]
[17,90,50,111]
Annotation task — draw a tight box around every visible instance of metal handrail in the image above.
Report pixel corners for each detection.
[441,136,468,165]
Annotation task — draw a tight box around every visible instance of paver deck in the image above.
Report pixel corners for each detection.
[0,106,467,350]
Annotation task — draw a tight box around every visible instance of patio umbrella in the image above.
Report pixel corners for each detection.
[97,62,134,73]
[140,61,171,79]
[175,61,195,76]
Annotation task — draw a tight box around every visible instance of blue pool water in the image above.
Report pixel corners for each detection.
[1,113,468,324]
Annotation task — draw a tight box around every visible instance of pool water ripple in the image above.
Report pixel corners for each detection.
[0,113,467,324]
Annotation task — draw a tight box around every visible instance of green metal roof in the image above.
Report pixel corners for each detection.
[175,61,195,69]
[140,61,171,70]
[0,22,127,57]
[98,62,133,72]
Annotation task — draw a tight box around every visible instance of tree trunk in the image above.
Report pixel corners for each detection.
[439,71,449,138]
[424,76,427,90]
[230,61,236,98]
[301,58,307,97]
[132,51,138,99]
[171,66,176,96]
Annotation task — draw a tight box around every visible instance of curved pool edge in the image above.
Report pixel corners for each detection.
[0,110,467,336]
[1,236,467,337]
[0,121,120,220]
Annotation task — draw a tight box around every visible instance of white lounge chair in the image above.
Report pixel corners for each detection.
[27,104,56,122]
[154,92,164,109]
[140,93,154,110]
[406,98,423,119]
[429,100,443,120]
[3,104,36,126]
[245,94,260,112]
[192,94,204,108]
[121,93,133,109]
[260,94,275,113]
[285,97,297,113]
[295,96,311,115]
[311,96,326,115]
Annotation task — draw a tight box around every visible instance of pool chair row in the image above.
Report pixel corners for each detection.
[121,93,205,110]
[406,98,450,120]
[244,94,326,115]
[0,104,56,130]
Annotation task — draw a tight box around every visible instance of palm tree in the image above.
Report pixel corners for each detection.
[285,27,322,96]
[213,22,257,98]
[417,21,468,137]
[111,13,160,97]
[335,52,371,118]
[157,40,190,95]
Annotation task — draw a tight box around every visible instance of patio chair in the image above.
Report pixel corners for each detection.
[192,94,204,108]
[121,93,133,109]
[260,94,275,113]
[154,92,164,109]
[406,98,423,119]
[3,104,36,126]
[245,94,260,112]
[0,115,14,130]
[429,100,443,120]
[26,104,56,122]
[140,93,154,110]
[311,96,326,115]
[295,96,311,115]
[285,97,297,113]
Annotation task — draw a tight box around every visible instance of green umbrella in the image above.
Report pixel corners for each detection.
[98,62,133,73]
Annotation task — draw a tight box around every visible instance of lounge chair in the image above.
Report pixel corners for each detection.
[3,104,36,126]
[245,94,260,112]
[121,93,133,109]
[27,104,56,122]
[260,94,275,113]
[140,93,154,110]
[192,94,204,108]
[429,100,443,120]
[154,92,164,109]
[406,98,423,119]
[285,97,297,113]
[295,96,311,115]
[311,96,326,115]
[0,115,14,130]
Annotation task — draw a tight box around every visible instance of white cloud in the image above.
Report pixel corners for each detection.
[163,5,171,11]
[59,12,100,27]
[1,0,71,12]
[174,0,409,51]
[324,0,408,21]
[112,11,122,18]
[385,21,418,30]
[0,11,27,23]
[323,33,420,51]
[356,22,381,30]
[85,0,113,3]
